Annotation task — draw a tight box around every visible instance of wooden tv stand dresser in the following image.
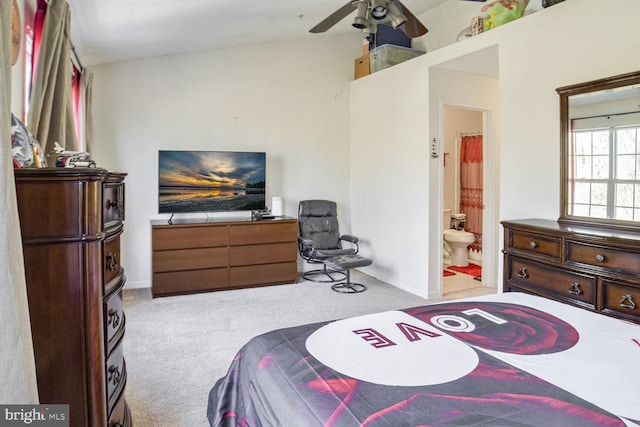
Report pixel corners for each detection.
[502,218,640,324]
[151,217,298,297]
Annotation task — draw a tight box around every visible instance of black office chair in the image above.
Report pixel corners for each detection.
[298,200,358,283]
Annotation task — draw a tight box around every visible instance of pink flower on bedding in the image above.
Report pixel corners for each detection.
[258,354,273,368]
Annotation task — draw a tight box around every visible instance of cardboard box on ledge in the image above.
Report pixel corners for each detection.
[354,54,370,80]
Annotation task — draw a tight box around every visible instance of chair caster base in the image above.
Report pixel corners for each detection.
[331,282,366,293]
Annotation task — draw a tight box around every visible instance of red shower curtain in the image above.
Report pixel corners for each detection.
[460,134,483,252]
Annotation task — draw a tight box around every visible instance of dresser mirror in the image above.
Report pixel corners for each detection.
[557,70,640,231]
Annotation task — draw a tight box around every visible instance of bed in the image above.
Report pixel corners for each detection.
[207,292,640,426]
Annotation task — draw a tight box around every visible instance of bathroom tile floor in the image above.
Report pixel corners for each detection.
[443,262,487,296]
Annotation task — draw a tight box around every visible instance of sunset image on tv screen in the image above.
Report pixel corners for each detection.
[158,150,266,213]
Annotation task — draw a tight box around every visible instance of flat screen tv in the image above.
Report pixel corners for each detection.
[158,150,266,214]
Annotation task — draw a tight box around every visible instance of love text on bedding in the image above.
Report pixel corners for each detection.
[353,323,441,348]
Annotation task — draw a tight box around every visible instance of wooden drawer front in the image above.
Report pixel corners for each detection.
[104,234,122,287]
[567,241,640,276]
[103,182,125,228]
[153,225,228,250]
[230,262,298,288]
[105,292,125,351]
[602,281,640,322]
[153,268,229,296]
[508,257,596,307]
[509,230,561,259]
[230,242,297,266]
[106,342,126,406]
[153,247,228,273]
[17,180,102,239]
[229,221,297,245]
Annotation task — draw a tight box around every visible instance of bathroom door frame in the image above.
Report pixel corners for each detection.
[432,99,499,297]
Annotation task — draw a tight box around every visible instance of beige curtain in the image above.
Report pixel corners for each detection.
[27,0,77,155]
[0,2,39,404]
[79,67,94,153]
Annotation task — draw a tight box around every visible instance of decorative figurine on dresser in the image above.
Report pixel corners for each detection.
[14,168,132,427]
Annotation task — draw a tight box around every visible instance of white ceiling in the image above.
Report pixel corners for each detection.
[67,0,449,66]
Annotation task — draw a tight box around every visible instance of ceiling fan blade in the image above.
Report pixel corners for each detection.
[395,0,428,38]
[310,1,358,33]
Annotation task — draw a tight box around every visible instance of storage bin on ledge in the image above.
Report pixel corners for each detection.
[369,45,425,73]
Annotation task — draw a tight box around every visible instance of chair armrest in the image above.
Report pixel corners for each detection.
[340,234,358,244]
[298,237,315,249]
[298,237,316,261]
[339,234,359,254]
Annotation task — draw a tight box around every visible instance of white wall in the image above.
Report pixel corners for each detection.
[413,0,486,53]
[498,0,640,222]
[351,63,499,297]
[350,60,432,294]
[89,0,640,293]
[90,33,362,288]
[350,0,640,297]
[443,107,483,215]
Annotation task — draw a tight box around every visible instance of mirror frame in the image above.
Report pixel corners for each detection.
[557,70,640,232]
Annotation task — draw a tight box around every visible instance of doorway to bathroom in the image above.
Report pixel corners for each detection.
[442,106,484,295]
[427,56,499,299]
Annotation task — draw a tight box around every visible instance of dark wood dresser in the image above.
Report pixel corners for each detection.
[14,168,132,427]
[502,218,640,324]
[151,218,298,297]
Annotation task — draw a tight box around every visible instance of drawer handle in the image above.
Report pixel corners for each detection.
[529,241,538,249]
[106,199,124,219]
[595,254,605,263]
[108,364,121,387]
[108,308,121,329]
[620,294,637,310]
[568,282,583,296]
[517,267,529,279]
[107,253,119,271]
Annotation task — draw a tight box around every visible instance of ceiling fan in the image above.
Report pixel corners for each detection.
[310,0,487,38]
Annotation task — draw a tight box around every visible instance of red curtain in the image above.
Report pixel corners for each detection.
[460,134,483,252]
[30,0,47,101]
[71,64,81,141]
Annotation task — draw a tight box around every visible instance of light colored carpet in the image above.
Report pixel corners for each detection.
[122,272,495,426]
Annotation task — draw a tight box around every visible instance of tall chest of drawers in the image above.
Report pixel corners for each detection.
[14,168,132,427]
[502,218,640,324]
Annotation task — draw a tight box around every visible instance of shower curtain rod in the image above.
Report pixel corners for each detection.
[458,131,482,137]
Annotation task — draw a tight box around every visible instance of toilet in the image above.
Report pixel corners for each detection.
[443,210,475,267]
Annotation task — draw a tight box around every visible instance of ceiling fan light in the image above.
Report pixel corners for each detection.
[352,17,368,29]
[387,2,407,28]
[352,2,369,29]
[389,13,406,28]
[371,0,388,20]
